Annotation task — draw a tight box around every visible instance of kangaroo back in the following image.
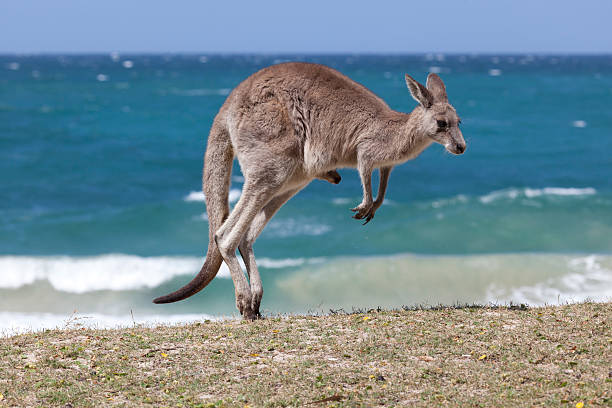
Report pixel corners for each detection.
[153,119,232,303]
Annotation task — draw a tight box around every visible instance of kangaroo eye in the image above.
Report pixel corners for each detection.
[436,120,448,129]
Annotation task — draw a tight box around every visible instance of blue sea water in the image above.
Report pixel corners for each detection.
[1,54,611,333]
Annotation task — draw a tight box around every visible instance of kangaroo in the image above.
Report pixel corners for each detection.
[153,62,466,319]
[317,169,341,184]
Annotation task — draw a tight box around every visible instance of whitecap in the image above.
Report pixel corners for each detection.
[430,194,468,208]
[479,188,519,204]
[252,257,323,269]
[572,120,587,128]
[332,198,351,205]
[479,187,595,204]
[525,187,596,198]
[265,218,331,238]
[488,69,502,76]
[184,191,205,202]
[96,74,109,82]
[228,189,241,203]
[0,253,322,296]
[110,51,120,62]
[6,62,20,71]
[170,88,231,96]
[122,60,134,69]
[184,189,241,204]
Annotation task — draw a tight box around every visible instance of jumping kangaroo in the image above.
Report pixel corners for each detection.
[154,62,466,319]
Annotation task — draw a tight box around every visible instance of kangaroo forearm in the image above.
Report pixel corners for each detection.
[358,166,373,205]
[375,166,392,205]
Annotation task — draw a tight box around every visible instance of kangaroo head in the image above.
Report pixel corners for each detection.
[405,73,466,155]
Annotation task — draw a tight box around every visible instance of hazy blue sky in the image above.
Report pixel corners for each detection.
[1,0,611,54]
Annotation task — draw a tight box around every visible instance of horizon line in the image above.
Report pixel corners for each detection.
[2,51,612,57]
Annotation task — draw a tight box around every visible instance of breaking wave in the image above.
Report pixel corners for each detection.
[0,254,317,293]
[277,253,612,309]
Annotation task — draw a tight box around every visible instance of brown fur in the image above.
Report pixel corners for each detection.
[153,63,466,319]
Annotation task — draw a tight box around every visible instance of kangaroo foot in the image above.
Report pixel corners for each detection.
[251,295,263,318]
[243,308,259,321]
[351,201,375,224]
[317,170,341,184]
[236,291,257,320]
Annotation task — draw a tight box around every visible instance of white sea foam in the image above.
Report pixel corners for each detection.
[0,311,221,337]
[96,74,109,82]
[257,257,323,269]
[488,68,502,76]
[332,197,351,205]
[228,189,241,203]
[485,255,612,305]
[332,197,393,206]
[6,62,20,71]
[278,253,612,310]
[479,187,596,204]
[122,60,134,69]
[265,218,331,238]
[0,255,216,293]
[572,120,587,128]
[184,191,205,202]
[0,254,313,294]
[430,194,468,208]
[184,189,241,204]
[171,88,231,96]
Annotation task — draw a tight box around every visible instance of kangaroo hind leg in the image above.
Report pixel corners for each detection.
[215,162,296,320]
[238,187,303,317]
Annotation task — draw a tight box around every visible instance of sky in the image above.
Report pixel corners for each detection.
[1,0,611,54]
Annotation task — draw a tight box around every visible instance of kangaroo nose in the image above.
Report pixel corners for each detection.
[456,143,466,153]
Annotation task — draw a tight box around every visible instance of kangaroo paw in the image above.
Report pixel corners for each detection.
[327,170,341,184]
[351,202,373,220]
[317,170,341,184]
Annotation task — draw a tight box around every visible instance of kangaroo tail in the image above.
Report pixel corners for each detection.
[153,120,232,304]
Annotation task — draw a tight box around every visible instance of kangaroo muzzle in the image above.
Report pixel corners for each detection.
[446,129,466,155]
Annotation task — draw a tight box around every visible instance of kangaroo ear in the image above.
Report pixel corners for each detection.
[426,73,448,102]
[405,74,433,108]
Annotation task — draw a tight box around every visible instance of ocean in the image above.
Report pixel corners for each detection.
[1,54,611,334]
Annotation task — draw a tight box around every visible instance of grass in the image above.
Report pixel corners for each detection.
[0,302,610,407]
